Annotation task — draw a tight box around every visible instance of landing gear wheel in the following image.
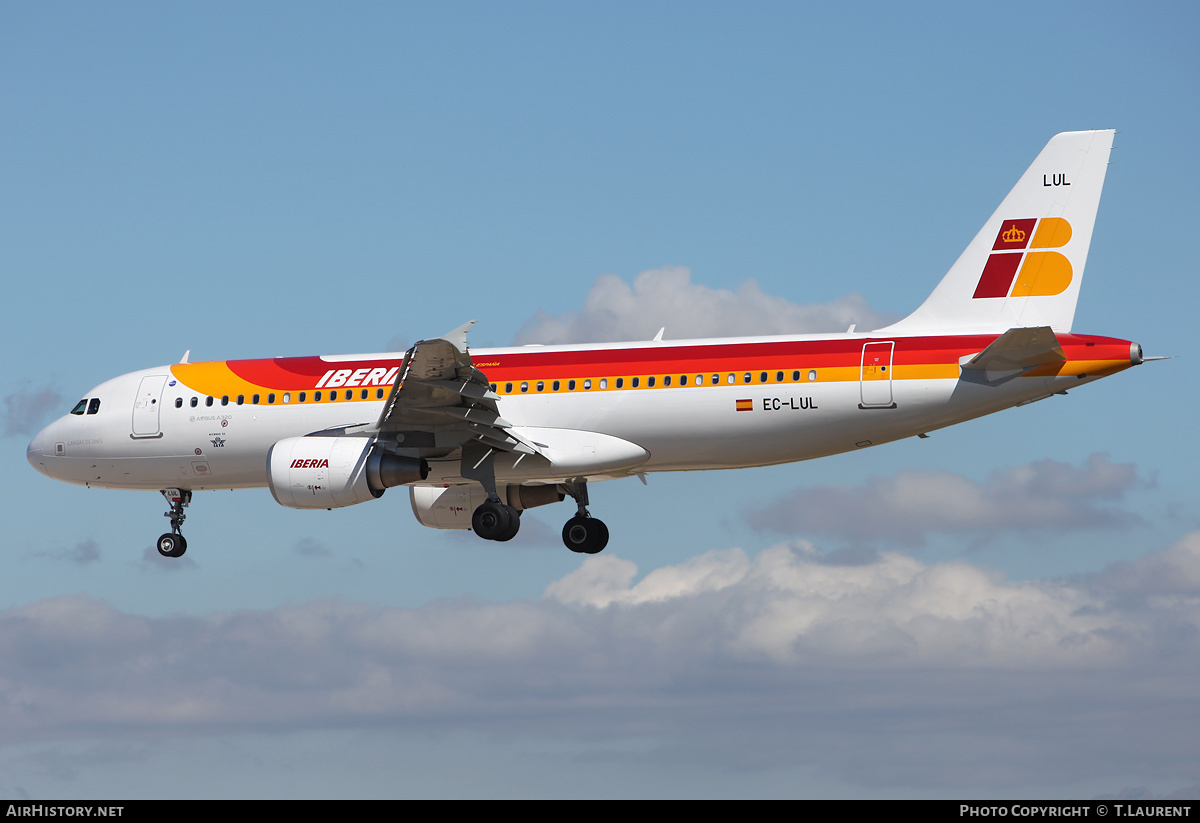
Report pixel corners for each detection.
[158,489,192,557]
[562,516,609,554]
[472,500,521,541]
[157,533,187,558]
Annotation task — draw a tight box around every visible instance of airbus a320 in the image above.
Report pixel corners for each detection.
[27,130,1154,557]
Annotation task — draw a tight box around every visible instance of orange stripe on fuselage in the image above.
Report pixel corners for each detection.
[167,334,1134,399]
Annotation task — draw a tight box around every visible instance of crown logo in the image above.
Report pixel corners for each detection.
[1002,223,1026,243]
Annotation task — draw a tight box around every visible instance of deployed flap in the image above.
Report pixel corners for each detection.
[961,326,1065,383]
[373,322,538,455]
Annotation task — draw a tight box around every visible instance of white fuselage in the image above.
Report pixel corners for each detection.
[26,330,1136,493]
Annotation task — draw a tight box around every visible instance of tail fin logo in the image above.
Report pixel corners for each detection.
[1001,224,1027,244]
[973,217,1073,299]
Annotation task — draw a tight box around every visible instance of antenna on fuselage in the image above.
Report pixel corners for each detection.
[179,350,190,364]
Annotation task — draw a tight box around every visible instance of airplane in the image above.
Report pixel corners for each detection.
[27,129,1153,558]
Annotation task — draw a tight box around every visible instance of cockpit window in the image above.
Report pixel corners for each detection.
[71,399,88,415]
[87,398,101,414]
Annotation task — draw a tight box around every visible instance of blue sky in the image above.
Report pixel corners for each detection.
[2,1,1198,798]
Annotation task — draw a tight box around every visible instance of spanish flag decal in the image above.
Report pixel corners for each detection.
[735,399,753,412]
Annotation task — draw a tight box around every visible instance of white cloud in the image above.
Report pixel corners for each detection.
[546,542,1126,666]
[1091,530,1200,597]
[746,454,1142,544]
[513,266,898,345]
[1,534,1198,793]
[546,548,749,608]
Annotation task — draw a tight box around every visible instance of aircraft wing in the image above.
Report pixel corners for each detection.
[371,321,538,455]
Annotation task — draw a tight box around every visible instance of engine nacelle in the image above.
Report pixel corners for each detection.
[268,436,428,509]
[410,484,564,529]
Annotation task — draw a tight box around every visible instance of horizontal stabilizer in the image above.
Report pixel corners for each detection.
[961,326,1065,383]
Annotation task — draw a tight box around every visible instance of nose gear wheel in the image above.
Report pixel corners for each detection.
[157,489,191,558]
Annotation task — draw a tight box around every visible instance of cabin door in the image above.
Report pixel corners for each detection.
[859,342,895,409]
[132,375,167,437]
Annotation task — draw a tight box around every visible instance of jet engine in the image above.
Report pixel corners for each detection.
[268,436,428,509]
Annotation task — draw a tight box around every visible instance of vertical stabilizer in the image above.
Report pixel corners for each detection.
[878,130,1115,335]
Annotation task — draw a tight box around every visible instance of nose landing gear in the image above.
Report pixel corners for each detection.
[157,488,191,558]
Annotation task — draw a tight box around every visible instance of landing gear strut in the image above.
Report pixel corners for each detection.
[561,479,608,554]
[157,488,190,558]
[464,443,522,543]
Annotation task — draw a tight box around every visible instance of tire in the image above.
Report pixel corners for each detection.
[562,516,608,554]
[157,533,187,558]
[495,509,520,542]
[472,501,518,541]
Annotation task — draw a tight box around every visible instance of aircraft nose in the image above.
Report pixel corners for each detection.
[27,428,50,478]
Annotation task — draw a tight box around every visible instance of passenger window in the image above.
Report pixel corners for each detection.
[553,380,561,391]
[808,370,817,381]
[252,394,260,404]
[568,380,576,390]
[663,375,671,387]
[631,377,639,388]
[236,395,245,406]
[299,392,307,402]
[760,372,768,383]
[696,375,703,385]
[727,374,735,384]
[520,382,529,393]
[536,381,544,392]
[711,374,719,385]
[792,370,800,382]
[205,397,213,407]
[743,373,751,384]
[376,389,383,399]
[314,391,321,402]
[330,391,337,401]
[284,393,292,404]
[616,378,623,388]
[776,371,784,383]
[583,379,592,390]
[599,378,608,389]
[221,396,229,406]
[268,393,276,404]
[647,377,655,387]
[190,397,198,408]
[88,398,101,414]
[680,375,687,386]
[71,400,87,415]
[175,398,183,408]
[505,383,513,394]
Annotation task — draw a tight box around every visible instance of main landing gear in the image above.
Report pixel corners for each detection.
[562,515,608,554]
[472,498,521,542]
[560,479,608,555]
[157,488,191,558]
[468,479,610,554]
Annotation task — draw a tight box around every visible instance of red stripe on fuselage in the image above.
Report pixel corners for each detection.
[206,334,1132,388]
